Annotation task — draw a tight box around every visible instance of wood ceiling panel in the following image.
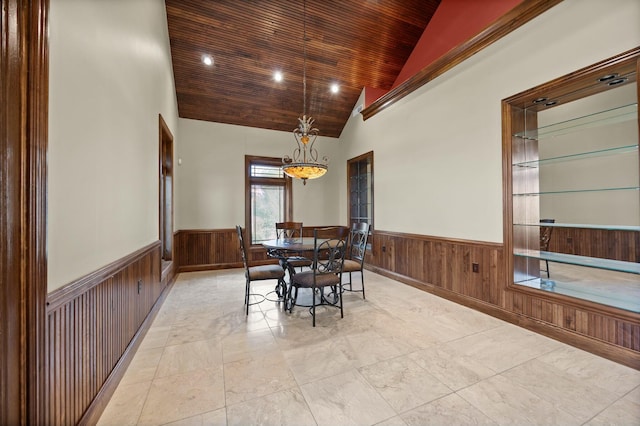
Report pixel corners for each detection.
[166,0,440,138]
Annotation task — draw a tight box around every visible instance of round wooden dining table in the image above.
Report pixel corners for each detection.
[262,237,339,310]
[261,238,318,276]
[261,237,319,252]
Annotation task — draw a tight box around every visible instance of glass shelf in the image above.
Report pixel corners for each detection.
[514,103,637,140]
[514,250,640,274]
[513,186,639,196]
[515,277,639,313]
[513,223,640,231]
[513,145,638,168]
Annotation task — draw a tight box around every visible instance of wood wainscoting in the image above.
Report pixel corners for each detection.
[549,227,640,262]
[175,228,274,272]
[174,225,348,272]
[367,230,640,369]
[45,241,175,426]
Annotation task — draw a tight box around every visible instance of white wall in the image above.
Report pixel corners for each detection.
[48,0,179,290]
[337,0,640,243]
[175,119,342,230]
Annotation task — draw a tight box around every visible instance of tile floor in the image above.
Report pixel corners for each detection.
[98,269,640,426]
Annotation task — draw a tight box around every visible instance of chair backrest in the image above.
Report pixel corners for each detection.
[312,226,349,276]
[276,221,304,239]
[540,219,555,251]
[235,225,249,271]
[349,222,370,263]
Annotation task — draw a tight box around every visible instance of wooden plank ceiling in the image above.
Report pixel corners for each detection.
[165,0,440,138]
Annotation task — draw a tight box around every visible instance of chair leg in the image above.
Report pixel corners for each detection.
[245,278,250,315]
[545,260,550,278]
[276,278,286,300]
[288,285,298,313]
[338,282,344,318]
[312,286,316,327]
[361,271,365,299]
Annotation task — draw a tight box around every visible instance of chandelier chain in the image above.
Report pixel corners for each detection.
[302,0,307,117]
[281,0,328,185]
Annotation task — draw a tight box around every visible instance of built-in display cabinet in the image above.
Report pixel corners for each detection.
[503,47,639,314]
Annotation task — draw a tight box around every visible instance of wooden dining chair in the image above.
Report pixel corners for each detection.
[275,221,313,271]
[236,226,286,314]
[287,226,349,327]
[540,219,555,278]
[276,221,303,239]
[342,222,370,299]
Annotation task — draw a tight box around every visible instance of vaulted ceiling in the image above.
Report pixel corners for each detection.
[165,0,441,138]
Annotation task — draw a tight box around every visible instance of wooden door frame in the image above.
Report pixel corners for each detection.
[1,0,49,424]
[346,151,374,230]
[159,114,174,261]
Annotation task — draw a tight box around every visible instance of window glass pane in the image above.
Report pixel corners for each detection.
[251,164,283,178]
[251,184,285,243]
[348,155,373,226]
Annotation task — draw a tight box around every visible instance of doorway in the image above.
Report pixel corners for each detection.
[159,115,174,264]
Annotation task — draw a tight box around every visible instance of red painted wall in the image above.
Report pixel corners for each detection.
[363,0,522,108]
[364,87,391,110]
[393,0,523,88]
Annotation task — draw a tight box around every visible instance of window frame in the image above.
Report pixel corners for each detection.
[347,150,374,232]
[245,155,293,246]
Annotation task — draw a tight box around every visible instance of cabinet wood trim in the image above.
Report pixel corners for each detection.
[501,48,640,362]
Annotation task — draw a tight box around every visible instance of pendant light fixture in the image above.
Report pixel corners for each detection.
[282,0,328,185]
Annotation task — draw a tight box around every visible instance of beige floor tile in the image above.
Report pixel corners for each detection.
[401,394,496,426]
[584,386,640,425]
[156,338,223,378]
[335,330,413,367]
[138,325,172,350]
[407,345,496,391]
[163,408,227,426]
[359,356,452,412]
[374,415,408,426]
[98,269,637,426]
[623,385,640,404]
[223,350,298,406]
[300,369,396,426]
[444,324,562,373]
[137,368,225,425]
[536,346,640,396]
[97,381,151,426]
[457,374,579,425]
[270,320,334,351]
[226,387,316,426]
[282,338,355,385]
[369,314,446,350]
[120,347,164,386]
[221,328,280,363]
[503,358,619,422]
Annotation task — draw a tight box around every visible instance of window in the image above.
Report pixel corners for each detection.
[245,156,292,245]
[347,151,373,230]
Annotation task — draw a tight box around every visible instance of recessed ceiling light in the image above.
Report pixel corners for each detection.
[330,83,339,94]
[274,71,283,82]
[532,97,548,104]
[202,55,213,66]
[544,100,557,106]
